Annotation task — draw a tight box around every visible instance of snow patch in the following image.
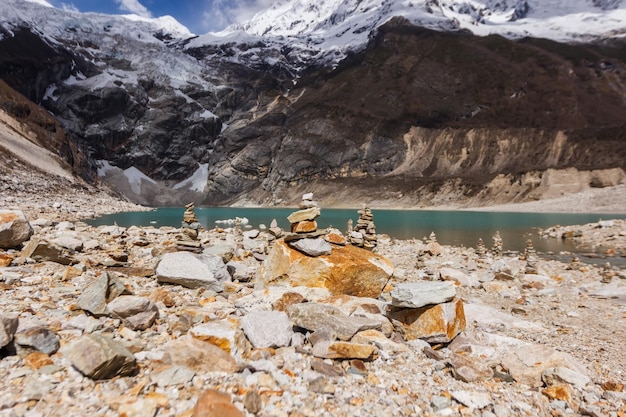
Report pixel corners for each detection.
[96,160,121,177]
[124,166,157,194]
[173,163,209,193]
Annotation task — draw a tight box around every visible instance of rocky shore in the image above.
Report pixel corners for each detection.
[1,190,625,417]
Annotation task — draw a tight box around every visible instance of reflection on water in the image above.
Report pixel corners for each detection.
[87,207,626,256]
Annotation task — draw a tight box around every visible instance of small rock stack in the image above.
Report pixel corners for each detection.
[349,207,377,250]
[601,262,616,283]
[178,203,202,251]
[285,194,331,257]
[523,239,538,274]
[475,238,487,259]
[492,231,503,258]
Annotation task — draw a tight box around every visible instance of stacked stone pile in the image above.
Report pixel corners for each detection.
[349,207,377,249]
[491,231,503,257]
[284,194,331,257]
[177,203,202,252]
[523,239,538,274]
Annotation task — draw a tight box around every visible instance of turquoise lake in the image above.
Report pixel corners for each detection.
[86,207,626,255]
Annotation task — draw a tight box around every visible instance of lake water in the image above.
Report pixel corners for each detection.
[86,207,626,256]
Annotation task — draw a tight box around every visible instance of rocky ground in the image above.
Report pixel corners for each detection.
[0,190,625,417]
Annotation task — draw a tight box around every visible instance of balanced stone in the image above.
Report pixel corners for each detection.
[287,207,321,224]
[390,281,456,308]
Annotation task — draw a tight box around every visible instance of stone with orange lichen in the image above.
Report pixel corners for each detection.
[0,253,13,267]
[24,351,53,369]
[291,220,317,233]
[312,340,377,360]
[190,319,246,357]
[193,389,244,417]
[273,292,306,312]
[325,232,347,245]
[542,384,572,402]
[259,240,394,298]
[387,298,466,343]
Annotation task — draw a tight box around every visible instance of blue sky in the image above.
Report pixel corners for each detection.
[46,0,274,34]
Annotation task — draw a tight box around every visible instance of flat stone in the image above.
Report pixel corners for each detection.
[448,353,494,382]
[387,298,466,343]
[156,252,230,291]
[240,310,293,349]
[440,267,480,288]
[451,390,492,410]
[464,303,546,332]
[193,389,245,417]
[203,243,236,264]
[0,210,33,249]
[0,313,19,349]
[107,296,154,318]
[118,398,159,417]
[150,365,196,387]
[288,237,332,257]
[21,239,75,265]
[501,344,588,388]
[225,261,254,282]
[165,337,239,373]
[542,366,590,388]
[390,281,456,308]
[312,340,377,360]
[64,333,137,380]
[287,207,321,224]
[51,237,83,252]
[287,302,380,341]
[190,320,247,357]
[291,220,317,233]
[14,327,60,355]
[259,240,394,298]
[351,329,407,354]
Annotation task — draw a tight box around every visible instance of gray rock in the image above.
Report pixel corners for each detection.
[240,310,293,349]
[149,365,195,387]
[440,267,480,288]
[14,327,60,355]
[542,366,590,388]
[243,230,260,239]
[287,302,380,341]
[64,333,137,379]
[62,315,103,333]
[77,272,128,317]
[51,237,84,252]
[156,252,230,291]
[56,221,75,231]
[107,296,154,318]
[0,313,19,349]
[288,238,332,257]
[108,295,159,330]
[226,261,254,282]
[390,281,456,308]
[0,210,33,249]
[203,243,236,263]
[451,390,492,410]
[21,239,75,265]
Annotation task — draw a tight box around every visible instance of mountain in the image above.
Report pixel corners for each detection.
[0,0,625,207]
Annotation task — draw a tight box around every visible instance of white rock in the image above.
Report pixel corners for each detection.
[451,390,492,410]
[390,281,456,308]
[156,252,230,291]
[241,310,293,349]
[440,267,480,287]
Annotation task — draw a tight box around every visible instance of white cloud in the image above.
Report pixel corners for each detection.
[200,0,278,32]
[60,2,79,12]
[115,0,153,18]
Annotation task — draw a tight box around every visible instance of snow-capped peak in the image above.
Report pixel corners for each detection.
[24,0,53,7]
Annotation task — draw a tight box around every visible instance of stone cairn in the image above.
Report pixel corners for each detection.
[177,203,202,252]
[284,193,332,257]
[523,239,538,274]
[475,238,487,259]
[566,256,582,271]
[601,262,616,283]
[349,206,377,250]
[491,231,503,258]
